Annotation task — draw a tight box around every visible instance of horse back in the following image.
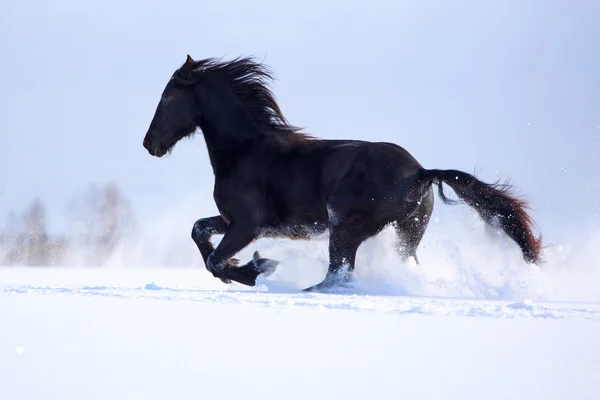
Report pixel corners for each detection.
[259,139,423,225]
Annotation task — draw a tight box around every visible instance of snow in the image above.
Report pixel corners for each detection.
[2,212,600,400]
[1,264,600,400]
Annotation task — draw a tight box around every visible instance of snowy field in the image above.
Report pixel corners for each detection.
[2,225,600,400]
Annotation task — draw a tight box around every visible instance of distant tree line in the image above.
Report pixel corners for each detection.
[0,182,135,267]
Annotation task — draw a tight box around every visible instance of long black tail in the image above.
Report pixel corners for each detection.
[407,168,543,264]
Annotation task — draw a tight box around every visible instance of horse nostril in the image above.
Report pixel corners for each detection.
[143,137,150,149]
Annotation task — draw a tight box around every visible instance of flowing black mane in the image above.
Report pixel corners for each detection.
[183,56,308,137]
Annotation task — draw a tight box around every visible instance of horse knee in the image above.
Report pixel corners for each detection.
[191,218,212,240]
[191,216,227,242]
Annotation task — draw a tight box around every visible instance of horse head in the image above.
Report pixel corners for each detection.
[143,55,201,157]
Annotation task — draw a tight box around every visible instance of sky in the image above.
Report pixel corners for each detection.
[1,0,599,254]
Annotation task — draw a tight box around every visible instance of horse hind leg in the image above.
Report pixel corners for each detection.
[394,188,434,265]
[303,222,366,292]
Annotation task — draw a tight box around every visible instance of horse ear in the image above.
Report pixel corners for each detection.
[174,54,197,84]
[185,54,195,69]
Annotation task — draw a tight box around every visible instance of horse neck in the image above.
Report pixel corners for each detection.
[196,82,263,176]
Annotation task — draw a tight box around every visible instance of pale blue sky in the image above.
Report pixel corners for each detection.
[1,0,599,246]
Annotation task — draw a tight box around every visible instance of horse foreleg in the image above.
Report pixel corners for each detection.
[191,216,230,282]
[203,220,278,286]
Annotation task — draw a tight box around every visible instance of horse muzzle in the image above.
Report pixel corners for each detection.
[143,137,167,158]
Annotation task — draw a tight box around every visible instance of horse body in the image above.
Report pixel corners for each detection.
[142,55,542,292]
[201,129,430,290]
[222,137,424,230]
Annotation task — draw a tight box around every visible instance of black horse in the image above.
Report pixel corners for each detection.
[143,55,543,292]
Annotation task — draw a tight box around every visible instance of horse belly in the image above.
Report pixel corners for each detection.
[259,222,327,240]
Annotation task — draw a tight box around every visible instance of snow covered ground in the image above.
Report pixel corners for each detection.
[2,217,600,400]
[2,251,600,400]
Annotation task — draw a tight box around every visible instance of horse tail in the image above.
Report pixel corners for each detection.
[407,168,543,264]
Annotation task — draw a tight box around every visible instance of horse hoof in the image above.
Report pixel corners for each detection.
[302,272,354,293]
[252,251,279,277]
[302,285,320,293]
[302,283,332,293]
[302,279,335,293]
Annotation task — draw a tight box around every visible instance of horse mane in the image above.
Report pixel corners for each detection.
[189,56,315,140]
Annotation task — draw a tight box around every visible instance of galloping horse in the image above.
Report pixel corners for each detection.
[142,55,542,292]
